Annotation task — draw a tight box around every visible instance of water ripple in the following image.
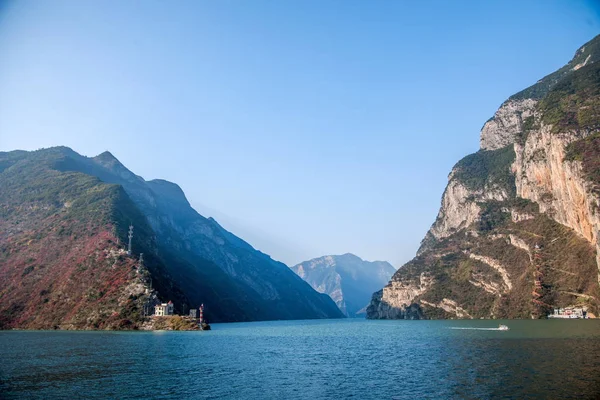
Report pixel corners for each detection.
[1,319,600,399]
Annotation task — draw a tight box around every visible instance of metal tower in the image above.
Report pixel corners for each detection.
[127,225,133,255]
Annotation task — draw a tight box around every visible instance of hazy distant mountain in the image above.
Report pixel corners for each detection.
[0,147,343,329]
[291,254,396,317]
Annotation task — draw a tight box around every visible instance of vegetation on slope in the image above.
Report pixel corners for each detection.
[389,207,599,319]
[565,132,600,194]
[53,147,344,322]
[539,62,600,132]
[148,316,199,330]
[0,150,186,329]
[453,145,516,196]
[396,147,600,319]
[510,34,600,101]
[1,147,343,325]
[552,60,600,194]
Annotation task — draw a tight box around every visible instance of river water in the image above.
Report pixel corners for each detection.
[1,319,600,399]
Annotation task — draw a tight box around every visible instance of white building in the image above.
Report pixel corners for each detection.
[154,301,174,316]
[549,307,587,319]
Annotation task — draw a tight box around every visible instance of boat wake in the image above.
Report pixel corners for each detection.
[450,327,506,331]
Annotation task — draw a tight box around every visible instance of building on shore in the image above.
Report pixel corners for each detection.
[189,309,197,318]
[154,301,174,316]
[549,307,587,319]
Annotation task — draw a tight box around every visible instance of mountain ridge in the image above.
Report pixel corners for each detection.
[0,146,343,328]
[0,148,186,329]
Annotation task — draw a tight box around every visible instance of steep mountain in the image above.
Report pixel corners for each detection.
[0,147,343,327]
[0,148,186,329]
[292,254,395,317]
[368,34,600,320]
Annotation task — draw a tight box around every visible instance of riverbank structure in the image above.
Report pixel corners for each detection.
[154,301,174,316]
[549,307,587,319]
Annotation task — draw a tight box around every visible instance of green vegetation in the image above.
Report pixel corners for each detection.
[564,132,600,192]
[387,194,599,319]
[515,115,538,145]
[522,115,535,132]
[151,316,198,330]
[509,197,540,214]
[420,256,497,318]
[453,146,516,196]
[477,201,510,232]
[539,62,600,132]
[0,148,190,330]
[510,35,600,101]
[454,259,474,282]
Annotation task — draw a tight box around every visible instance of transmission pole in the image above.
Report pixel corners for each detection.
[127,225,133,256]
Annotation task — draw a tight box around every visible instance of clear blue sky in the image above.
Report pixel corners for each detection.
[0,1,598,268]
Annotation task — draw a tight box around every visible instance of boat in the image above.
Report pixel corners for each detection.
[498,324,509,331]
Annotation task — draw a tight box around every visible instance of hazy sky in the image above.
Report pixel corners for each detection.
[0,1,599,268]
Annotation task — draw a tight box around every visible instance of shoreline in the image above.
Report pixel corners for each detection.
[2,317,599,332]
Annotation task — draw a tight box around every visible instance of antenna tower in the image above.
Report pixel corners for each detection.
[127,225,134,255]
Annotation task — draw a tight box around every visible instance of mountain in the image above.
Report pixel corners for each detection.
[0,147,343,329]
[0,148,184,329]
[367,34,600,320]
[292,254,395,317]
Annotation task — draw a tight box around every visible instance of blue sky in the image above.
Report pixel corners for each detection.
[0,1,598,267]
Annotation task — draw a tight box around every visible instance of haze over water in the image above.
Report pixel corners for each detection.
[2,319,600,399]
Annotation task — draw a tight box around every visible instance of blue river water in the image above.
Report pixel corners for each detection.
[1,319,600,399]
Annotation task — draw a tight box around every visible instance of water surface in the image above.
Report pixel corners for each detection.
[1,319,600,399]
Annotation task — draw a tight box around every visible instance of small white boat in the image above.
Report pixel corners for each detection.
[498,324,509,331]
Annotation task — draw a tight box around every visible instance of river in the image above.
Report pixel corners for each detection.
[1,319,599,399]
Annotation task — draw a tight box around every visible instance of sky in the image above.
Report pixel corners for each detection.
[0,1,599,268]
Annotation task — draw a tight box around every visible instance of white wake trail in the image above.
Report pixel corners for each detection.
[450,327,505,331]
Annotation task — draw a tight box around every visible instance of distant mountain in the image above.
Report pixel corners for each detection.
[0,147,343,329]
[291,254,395,317]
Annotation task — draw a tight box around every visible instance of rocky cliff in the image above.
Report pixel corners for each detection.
[291,254,395,317]
[367,34,600,320]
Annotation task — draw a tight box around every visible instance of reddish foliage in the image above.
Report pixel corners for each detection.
[0,204,144,330]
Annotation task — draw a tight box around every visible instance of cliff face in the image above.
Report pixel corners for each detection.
[291,254,396,317]
[480,99,537,151]
[427,169,510,241]
[514,127,599,246]
[368,35,600,320]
